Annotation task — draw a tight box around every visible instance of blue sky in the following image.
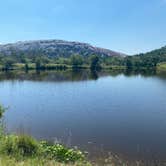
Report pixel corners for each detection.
[0,0,165,54]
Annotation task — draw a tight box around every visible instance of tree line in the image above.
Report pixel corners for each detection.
[0,54,101,70]
[0,46,166,70]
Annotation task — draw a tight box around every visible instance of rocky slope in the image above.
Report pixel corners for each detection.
[0,40,126,57]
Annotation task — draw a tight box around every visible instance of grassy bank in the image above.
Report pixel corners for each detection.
[0,62,159,72]
[0,63,72,70]
[0,157,90,166]
[0,134,91,166]
[157,62,166,72]
[0,62,127,71]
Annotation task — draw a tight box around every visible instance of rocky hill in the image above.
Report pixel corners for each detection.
[0,40,126,57]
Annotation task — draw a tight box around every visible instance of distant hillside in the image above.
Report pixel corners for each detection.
[138,46,166,58]
[0,40,126,58]
[137,46,166,65]
[124,46,166,69]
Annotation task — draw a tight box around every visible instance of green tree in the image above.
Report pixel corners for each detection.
[70,54,83,68]
[125,57,133,69]
[25,63,29,70]
[40,56,50,65]
[35,58,42,70]
[3,58,15,70]
[90,55,100,70]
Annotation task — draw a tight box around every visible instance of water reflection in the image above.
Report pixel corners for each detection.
[0,70,99,82]
[0,69,166,82]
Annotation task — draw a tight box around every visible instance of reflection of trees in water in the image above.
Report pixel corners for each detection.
[124,69,166,79]
[0,70,100,82]
[90,71,98,80]
[124,69,157,77]
[0,69,166,82]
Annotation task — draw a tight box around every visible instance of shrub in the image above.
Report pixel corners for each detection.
[40,141,85,163]
[0,105,5,117]
[0,135,39,157]
[16,135,39,156]
[0,135,86,163]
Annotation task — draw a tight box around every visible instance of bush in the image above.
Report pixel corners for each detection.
[0,105,5,117]
[16,135,39,156]
[0,135,85,163]
[40,141,85,163]
[90,55,101,70]
[0,135,39,157]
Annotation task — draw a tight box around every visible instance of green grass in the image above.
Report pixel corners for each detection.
[45,64,70,70]
[0,134,90,166]
[157,62,166,72]
[101,65,126,70]
[0,156,91,166]
[0,62,127,71]
[13,63,26,70]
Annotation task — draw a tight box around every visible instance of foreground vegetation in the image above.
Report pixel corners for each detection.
[0,134,90,166]
[0,157,90,166]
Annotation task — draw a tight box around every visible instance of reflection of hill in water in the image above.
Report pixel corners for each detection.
[0,69,166,82]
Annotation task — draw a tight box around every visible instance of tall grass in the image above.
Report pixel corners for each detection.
[0,134,87,163]
[0,156,91,166]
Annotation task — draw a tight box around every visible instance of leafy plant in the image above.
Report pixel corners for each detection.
[0,135,39,157]
[40,141,85,163]
[0,135,86,163]
[0,104,5,117]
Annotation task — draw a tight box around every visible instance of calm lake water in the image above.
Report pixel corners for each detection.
[0,70,166,162]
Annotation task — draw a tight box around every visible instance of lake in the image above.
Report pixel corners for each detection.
[0,70,166,162]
